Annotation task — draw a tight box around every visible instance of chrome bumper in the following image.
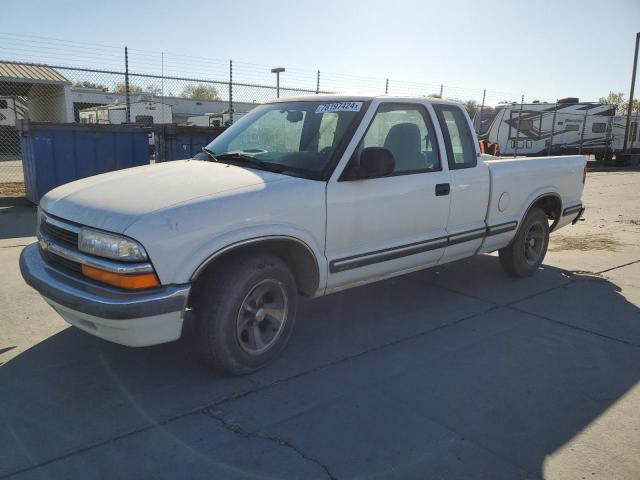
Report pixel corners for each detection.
[20,242,190,320]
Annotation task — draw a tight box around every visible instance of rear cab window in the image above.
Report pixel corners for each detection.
[433,104,477,169]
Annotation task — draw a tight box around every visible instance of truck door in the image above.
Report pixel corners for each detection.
[432,104,490,263]
[325,102,451,292]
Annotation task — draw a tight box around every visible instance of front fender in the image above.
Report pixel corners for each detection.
[177,223,327,288]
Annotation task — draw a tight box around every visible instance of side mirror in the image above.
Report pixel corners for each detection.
[358,147,395,179]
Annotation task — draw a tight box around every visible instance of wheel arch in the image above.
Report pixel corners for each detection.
[519,192,562,234]
[190,236,321,299]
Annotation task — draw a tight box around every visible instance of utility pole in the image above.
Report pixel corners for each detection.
[622,32,640,153]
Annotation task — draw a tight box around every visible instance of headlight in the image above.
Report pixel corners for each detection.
[78,228,148,262]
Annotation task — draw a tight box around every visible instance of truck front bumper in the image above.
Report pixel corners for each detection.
[19,242,191,347]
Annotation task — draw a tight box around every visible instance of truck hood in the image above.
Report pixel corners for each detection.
[40,160,292,233]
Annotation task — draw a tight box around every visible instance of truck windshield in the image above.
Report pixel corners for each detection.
[204,100,366,179]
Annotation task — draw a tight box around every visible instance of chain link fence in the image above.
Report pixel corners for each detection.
[4,32,625,188]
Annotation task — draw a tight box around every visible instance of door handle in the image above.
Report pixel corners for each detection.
[435,183,450,196]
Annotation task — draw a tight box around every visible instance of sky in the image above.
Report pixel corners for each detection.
[3,0,640,103]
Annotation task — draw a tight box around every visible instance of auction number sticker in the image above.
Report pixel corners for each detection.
[315,101,363,114]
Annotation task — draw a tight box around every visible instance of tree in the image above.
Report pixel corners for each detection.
[599,91,640,115]
[113,83,143,94]
[461,99,479,118]
[445,98,479,118]
[181,84,220,100]
[73,81,108,92]
[144,85,162,95]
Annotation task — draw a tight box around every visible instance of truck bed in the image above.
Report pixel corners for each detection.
[480,154,586,252]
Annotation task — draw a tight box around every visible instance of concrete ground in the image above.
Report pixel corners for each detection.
[1,165,639,480]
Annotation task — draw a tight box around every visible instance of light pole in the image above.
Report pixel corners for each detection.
[271,67,285,98]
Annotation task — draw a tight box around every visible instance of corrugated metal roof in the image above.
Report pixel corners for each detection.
[0,61,70,84]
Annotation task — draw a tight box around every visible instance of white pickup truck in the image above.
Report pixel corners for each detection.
[20,95,586,374]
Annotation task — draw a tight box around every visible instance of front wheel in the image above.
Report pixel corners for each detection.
[499,207,550,277]
[193,254,298,375]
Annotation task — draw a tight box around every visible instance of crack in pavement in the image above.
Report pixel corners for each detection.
[204,409,338,480]
[507,303,640,349]
[595,258,640,275]
[421,265,640,350]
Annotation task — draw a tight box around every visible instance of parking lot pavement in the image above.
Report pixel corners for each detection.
[1,169,639,479]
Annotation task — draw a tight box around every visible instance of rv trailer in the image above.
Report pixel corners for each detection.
[79,99,172,126]
[186,110,246,128]
[474,98,624,157]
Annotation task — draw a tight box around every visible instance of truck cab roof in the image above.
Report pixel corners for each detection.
[266,94,464,107]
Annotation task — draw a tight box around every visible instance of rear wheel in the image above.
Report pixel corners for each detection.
[193,254,298,375]
[595,152,613,163]
[499,207,549,277]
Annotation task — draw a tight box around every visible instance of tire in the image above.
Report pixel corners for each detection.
[595,152,613,163]
[499,207,550,277]
[193,254,298,375]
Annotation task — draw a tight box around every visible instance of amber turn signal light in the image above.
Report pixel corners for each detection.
[81,265,160,290]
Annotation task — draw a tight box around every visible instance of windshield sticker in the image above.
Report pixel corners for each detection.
[315,102,363,114]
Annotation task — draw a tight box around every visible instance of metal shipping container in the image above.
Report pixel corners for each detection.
[155,124,226,162]
[19,121,150,203]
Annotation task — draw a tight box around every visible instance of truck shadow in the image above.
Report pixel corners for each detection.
[1,255,639,478]
[0,197,36,240]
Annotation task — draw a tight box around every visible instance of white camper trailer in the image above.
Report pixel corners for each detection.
[79,99,172,126]
[186,111,246,128]
[610,112,640,156]
[79,99,172,146]
[0,97,27,126]
[475,99,622,157]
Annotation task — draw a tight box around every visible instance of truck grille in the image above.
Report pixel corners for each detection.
[42,249,83,273]
[39,212,82,275]
[40,219,79,249]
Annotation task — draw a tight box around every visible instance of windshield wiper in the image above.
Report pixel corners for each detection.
[201,147,219,162]
[216,153,286,173]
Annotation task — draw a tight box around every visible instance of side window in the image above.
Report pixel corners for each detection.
[433,105,477,169]
[356,104,440,174]
[592,122,606,133]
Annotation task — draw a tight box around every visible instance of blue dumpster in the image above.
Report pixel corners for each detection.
[20,122,151,203]
[156,125,227,162]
